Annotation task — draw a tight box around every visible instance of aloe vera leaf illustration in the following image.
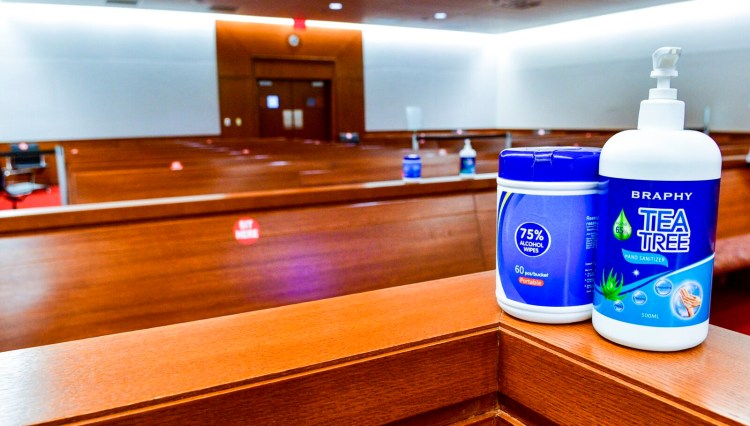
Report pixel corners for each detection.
[613,209,632,241]
[600,269,625,301]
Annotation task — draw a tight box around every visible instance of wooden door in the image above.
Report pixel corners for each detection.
[257,79,330,141]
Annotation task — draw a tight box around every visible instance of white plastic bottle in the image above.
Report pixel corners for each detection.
[593,47,722,351]
[459,139,477,178]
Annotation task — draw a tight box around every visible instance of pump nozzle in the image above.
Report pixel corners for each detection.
[638,46,685,130]
[649,47,681,99]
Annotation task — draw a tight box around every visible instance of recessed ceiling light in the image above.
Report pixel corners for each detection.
[434,12,447,20]
[329,2,343,10]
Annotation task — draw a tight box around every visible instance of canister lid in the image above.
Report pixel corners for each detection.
[499,147,601,182]
[403,154,421,160]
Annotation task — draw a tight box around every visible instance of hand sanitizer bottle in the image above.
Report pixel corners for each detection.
[593,47,722,351]
[459,139,477,178]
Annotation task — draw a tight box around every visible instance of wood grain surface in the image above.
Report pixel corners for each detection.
[499,312,750,425]
[2,271,750,425]
[0,272,502,425]
[0,178,496,351]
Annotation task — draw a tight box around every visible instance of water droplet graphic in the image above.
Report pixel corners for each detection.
[613,209,632,241]
[654,278,673,296]
[632,290,647,305]
[614,300,625,312]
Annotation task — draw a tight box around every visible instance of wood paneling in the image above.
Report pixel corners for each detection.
[0,175,497,234]
[499,312,750,424]
[474,191,497,271]
[215,21,365,139]
[2,272,749,425]
[717,165,750,239]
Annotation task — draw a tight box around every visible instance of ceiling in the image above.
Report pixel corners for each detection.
[9,0,687,33]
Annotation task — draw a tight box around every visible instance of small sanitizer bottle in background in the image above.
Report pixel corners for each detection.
[593,47,722,351]
[402,153,422,183]
[459,139,477,178]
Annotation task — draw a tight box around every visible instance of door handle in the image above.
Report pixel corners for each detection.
[282,109,293,129]
[293,109,303,129]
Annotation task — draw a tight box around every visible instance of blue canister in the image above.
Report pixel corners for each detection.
[402,154,422,182]
[496,147,601,323]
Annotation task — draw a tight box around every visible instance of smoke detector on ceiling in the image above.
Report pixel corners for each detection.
[493,0,541,10]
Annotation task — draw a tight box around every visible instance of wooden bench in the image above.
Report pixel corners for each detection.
[2,163,750,352]
[60,131,748,205]
[1,272,748,425]
[66,152,499,204]
[61,135,502,203]
[0,176,497,352]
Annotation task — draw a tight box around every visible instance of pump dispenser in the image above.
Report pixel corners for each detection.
[638,47,685,130]
[593,47,722,351]
[459,138,477,178]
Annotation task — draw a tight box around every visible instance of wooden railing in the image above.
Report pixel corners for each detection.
[1,272,748,425]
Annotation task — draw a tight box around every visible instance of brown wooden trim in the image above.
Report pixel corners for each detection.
[0,174,497,235]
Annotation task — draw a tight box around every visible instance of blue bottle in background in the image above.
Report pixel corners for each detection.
[402,154,421,182]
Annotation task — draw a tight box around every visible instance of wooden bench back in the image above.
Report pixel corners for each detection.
[0,178,496,351]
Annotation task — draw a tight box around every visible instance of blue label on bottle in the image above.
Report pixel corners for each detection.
[497,191,597,307]
[402,159,421,179]
[460,157,476,175]
[594,177,720,327]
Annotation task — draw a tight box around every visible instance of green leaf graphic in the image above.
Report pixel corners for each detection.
[613,209,632,241]
[600,269,625,301]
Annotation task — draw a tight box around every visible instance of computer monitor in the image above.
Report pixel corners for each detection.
[10,143,45,169]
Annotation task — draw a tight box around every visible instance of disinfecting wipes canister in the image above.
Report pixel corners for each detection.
[496,147,601,324]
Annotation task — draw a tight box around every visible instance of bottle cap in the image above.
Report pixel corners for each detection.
[499,147,601,182]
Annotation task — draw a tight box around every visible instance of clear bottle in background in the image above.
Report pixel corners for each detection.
[593,47,722,351]
[459,139,477,178]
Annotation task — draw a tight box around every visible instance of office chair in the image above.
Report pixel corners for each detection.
[1,143,49,209]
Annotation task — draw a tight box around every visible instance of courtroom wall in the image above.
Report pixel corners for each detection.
[494,2,750,132]
[0,4,220,142]
[2,2,750,142]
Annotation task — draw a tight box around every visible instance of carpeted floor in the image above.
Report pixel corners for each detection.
[0,185,61,210]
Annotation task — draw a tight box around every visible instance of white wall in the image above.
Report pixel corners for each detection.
[494,1,750,131]
[0,4,220,142]
[2,1,749,141]
[363,28,497,131]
